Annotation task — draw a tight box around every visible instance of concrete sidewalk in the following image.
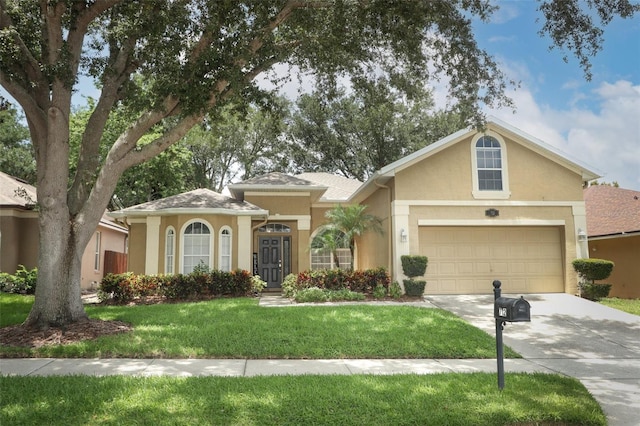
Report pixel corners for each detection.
[0,357,550,377]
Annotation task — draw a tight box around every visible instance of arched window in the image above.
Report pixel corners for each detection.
[258,223,291,233]
[182,220,212,274]
[471,133,510,199]
[165,227,175,274]
[219,227,232,272]
[476,136,503,190]
[310,227,351,270]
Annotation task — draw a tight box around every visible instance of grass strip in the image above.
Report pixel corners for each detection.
[0,373,605,426]
[1,294,518,359]
[600,297,640,316]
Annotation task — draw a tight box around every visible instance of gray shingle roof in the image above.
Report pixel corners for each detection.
[296,173,362,201]
[114,188,266,216]
[0,172,37,207]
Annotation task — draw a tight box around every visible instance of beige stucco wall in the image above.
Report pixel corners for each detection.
[245,194,310,216]
[0,211,39,273]
[363,129,587,293]
[590,235,640,299]
[128,222,147,274]
[358,186,392,271]
[80,225,128,289]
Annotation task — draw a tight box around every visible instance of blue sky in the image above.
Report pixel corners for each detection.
[470,1,640,190]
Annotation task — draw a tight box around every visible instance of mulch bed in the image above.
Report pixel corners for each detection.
[0,319,132,350]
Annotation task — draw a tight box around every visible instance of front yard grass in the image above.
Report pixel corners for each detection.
[0,373,606,426]
[600,297,640,316]
[0,294,518,359]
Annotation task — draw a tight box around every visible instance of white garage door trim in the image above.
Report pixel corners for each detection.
[418,224,565,294]
[418,219,566,226]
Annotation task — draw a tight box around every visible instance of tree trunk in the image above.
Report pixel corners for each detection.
[25,210,89,328]
[24,105,91,329]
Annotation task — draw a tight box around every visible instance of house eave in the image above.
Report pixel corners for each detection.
[109,208,269,218]
[588,230,640,241]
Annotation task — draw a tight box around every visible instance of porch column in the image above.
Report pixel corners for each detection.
[297,217,311,272]
[237,216,252,271]
[145,216,161,275]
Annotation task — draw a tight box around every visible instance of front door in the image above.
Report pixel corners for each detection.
[259,236,291,288]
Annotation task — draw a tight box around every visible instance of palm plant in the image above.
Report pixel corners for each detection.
[311,227,348,269]
[324,204,383,270]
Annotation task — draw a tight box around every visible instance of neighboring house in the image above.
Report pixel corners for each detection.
[111,118,601,295]
[0,171,128,290]
[584,185,640,299]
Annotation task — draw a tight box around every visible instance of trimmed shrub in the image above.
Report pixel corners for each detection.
[572,259,614,283]
[373,284,387,299]
[293,268,391,297]
[0,265,38,294]
[389,281,403,299]
[295,287,328,303]
[580,283,613,301]
[98,269,255,303]
[282,273,299,298]
[403,279,426,297]
[401,255,428,278]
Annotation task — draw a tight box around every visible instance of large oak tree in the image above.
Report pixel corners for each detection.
[0,0,636,328]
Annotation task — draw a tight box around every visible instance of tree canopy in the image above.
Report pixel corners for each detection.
[1,0,637,328]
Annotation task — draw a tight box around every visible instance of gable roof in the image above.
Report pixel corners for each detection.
[228,172,328,201]
[584,185,640,237]
[110,188,267,218]
[296,173,362,201]
[350,117,602,202]
[0,171,37,208]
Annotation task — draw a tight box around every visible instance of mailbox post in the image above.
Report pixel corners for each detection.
[493,280,530,390]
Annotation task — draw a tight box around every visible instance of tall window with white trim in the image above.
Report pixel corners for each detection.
[94,231,101,270]
[476,136,503,191]
[165,227,175,274]
[183,221,211,274]
[219,227,232,272]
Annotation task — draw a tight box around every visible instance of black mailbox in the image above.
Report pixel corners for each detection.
[494,296,530,322]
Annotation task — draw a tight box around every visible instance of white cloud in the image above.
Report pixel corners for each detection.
[482,79,640,190]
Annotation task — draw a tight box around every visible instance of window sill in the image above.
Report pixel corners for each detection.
[472,190,511,200]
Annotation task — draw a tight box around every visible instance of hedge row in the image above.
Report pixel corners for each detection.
[284,267,391,297]
[98,270,265,303]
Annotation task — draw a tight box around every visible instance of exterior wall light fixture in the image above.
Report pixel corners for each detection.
[400,228,408,243]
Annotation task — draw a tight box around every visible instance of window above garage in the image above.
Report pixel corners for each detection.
[471,133,511,199]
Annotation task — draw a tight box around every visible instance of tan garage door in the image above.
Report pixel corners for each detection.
[419,226,564,294]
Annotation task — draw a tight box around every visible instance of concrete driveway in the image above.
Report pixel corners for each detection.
[426,293,640,426]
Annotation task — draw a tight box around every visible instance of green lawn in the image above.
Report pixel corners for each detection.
[0,374,606,426]
[0,293,518,358]
[600,297,640,316]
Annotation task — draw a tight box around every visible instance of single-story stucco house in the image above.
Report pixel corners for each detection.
[111,117,602,295]
[0,171,129,289]
[584,185,640,299]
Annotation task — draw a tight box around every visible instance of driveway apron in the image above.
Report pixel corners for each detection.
[427,293,640,426]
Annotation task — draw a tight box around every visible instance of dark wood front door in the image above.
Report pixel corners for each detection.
[259,236,291,288]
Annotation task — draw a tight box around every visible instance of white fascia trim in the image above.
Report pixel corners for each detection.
[589,231,640,241]
[394,200,584,208]
[246,191,311,197]
[418,219,566,226]
[97,220,129,234]
[111,208,269,218]
[231,185,327,192]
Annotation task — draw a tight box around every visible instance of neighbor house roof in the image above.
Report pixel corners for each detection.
[296,173,362,201]
[110,188,267,218]
[350,117,602,203]
[584,185,640,238]
[0,171,37,208]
